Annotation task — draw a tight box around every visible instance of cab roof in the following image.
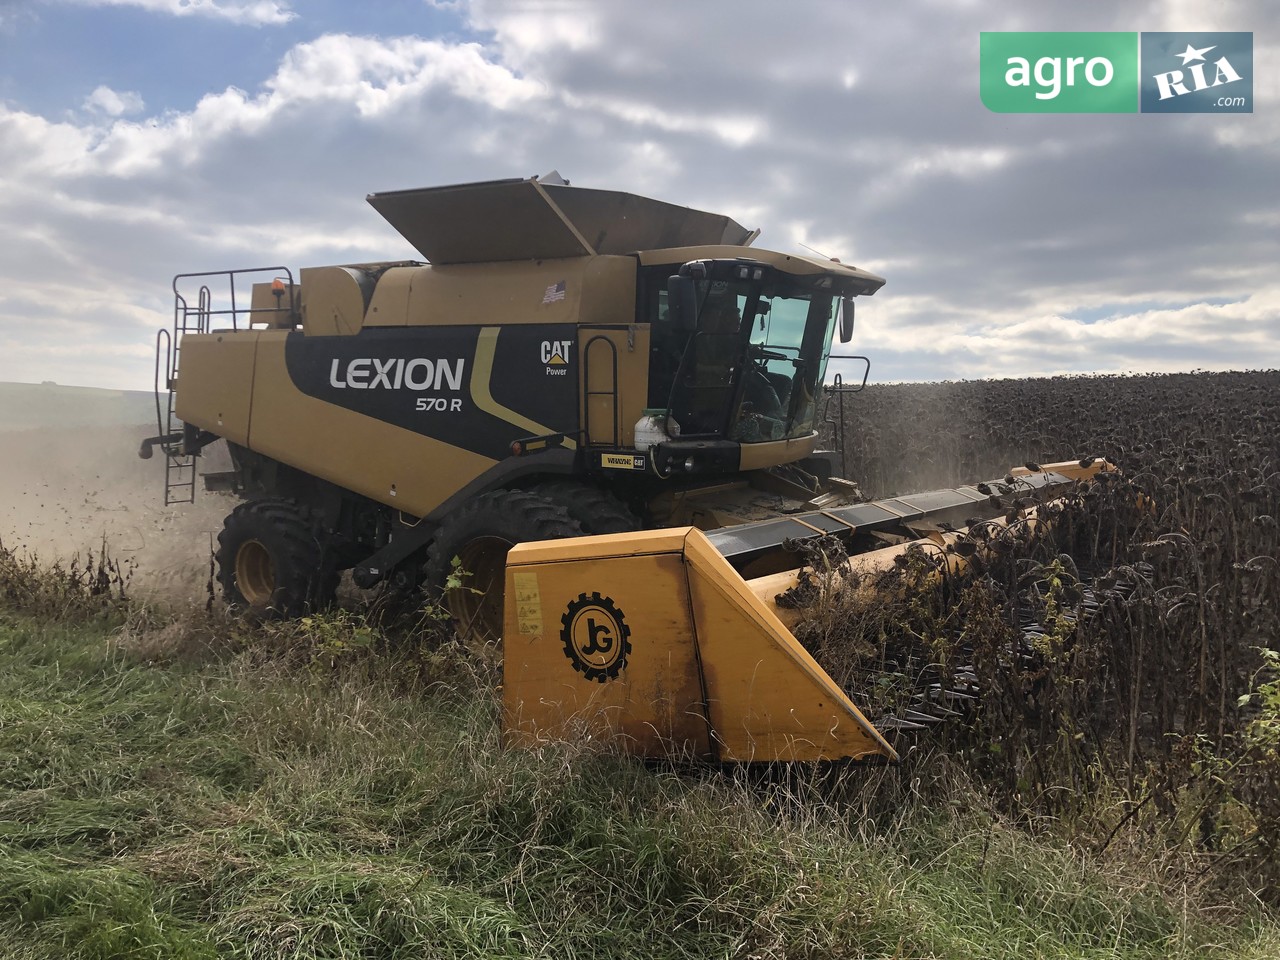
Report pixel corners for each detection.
[635,245,885,295]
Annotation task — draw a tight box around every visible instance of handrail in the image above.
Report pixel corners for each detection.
[153,327,172,442]
[825,354,870,392]
[172,266,298,331]
[820,358,870,478]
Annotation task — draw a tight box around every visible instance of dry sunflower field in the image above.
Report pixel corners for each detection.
[0,370,1278,959]
[811,369,1280,898]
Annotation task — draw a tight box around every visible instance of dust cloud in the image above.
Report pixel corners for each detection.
[0,423,236,604]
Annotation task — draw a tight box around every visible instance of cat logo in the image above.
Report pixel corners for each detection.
[540,339,573,377]
[540,340,573,365]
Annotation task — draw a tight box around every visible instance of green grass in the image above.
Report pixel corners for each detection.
[0,612,1276,959]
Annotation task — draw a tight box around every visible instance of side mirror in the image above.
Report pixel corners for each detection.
[667,275,699,333]
[839,296,855,343]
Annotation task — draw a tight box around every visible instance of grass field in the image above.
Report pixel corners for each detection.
[0,601,1276,959]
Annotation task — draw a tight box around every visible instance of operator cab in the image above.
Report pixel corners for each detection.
[642,258,870,466]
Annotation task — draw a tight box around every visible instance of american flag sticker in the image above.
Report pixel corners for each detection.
[542,280,567,304]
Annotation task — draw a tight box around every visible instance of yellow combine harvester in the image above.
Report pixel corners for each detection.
[142,174,1109,763]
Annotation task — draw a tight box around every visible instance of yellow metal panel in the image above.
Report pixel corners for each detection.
[360,257,637,330]
[502,528,894,763]
[249,281,297,328]
[173,331,259,446]
[298,267,368,336]
[579,325,650,447]
[247,332,498,516]
[404,259,589,327]
[1010,459,1111,481]
[503,549,711,758]
[738,432,818,472]
[681,530,894,762]
[508,528,690,565]
[578,256,639,326]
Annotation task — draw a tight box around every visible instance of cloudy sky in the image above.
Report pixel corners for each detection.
[0,0,1274,390]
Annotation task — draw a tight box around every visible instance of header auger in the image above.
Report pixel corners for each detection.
[143,174,1114,762]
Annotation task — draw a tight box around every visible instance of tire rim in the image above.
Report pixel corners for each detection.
[235,539,276,607]
[448,535,511,641]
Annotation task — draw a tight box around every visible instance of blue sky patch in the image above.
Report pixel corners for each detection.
[0,1,473,117]
[1063,297,1240,324]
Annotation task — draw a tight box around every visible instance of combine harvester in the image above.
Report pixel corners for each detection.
[142,174,1111,763]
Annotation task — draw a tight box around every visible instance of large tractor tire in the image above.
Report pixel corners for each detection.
[535,481,640,534]
[215,499,338,619]
[424,490,584,642]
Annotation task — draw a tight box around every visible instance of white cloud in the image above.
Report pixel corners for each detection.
[1240,208,1280,227]
[60,0,295,25]
[0,110,94,177]
[1146,0,1258,31]
[854,289,1280,382]
[268,34,539,112]
[464,0,605,67]
[29,34,542,178]
[559,90,765,148]
[83,85,145,117]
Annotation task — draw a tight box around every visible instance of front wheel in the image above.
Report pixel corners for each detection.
[424,490,584,642]
[215,499,337,618]
[533,481,640,534]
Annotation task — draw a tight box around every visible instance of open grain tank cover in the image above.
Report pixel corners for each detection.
[366,177,755,264]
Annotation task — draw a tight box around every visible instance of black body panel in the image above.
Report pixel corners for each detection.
[283,326,580,461]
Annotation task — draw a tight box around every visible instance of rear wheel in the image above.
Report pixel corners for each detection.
[424,490,583,642]
[534,481,640,534]
[216,499,337,618]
